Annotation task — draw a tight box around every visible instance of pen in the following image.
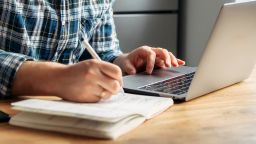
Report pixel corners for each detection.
[80,32,125,96]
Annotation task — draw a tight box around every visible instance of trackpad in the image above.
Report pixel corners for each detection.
[123,66,196,89]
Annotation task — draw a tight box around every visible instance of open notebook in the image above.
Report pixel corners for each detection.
[10,93,173,139]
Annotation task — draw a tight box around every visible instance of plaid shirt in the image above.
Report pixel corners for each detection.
[0,0,122,98]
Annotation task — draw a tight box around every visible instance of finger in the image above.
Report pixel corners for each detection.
[85,86,112,102]
[155,57,166,68]
[74,96,101,103]
[99,61,122,79]
[144,49,156,74]
[124,60,136,75]
[97,74,121,94]
[72,85,103,103]
[177,59,186,65]
[97,89,113,100]
[152,48,171,67]
[99,61,123,85]
[169,52,179,67]
[135,58,145,68]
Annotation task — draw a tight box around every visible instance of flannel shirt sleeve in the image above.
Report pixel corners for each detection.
[89,5,123,63]
[0,50,33,98]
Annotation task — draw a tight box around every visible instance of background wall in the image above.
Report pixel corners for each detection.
[113,0,178,55]
[113,0,249,66]
[179,0,236,66]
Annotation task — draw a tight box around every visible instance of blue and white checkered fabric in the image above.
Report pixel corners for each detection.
[0,0,122,97]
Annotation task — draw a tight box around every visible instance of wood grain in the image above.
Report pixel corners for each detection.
[1,66,256,144]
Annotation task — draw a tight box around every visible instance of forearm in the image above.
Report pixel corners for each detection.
[12,61,67,97]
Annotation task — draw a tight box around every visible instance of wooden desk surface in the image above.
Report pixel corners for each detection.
[1,66,256,144]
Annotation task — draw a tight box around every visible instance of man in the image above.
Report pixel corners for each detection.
[0,0,185,103]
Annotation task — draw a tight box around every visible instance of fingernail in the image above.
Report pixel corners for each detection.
[147,70,152,74]
[130,70,136,75]
[160,63,165,68]
[175,60,179,67]
[167,61,171,66]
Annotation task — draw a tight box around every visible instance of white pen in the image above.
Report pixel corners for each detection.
[80,32,125,96]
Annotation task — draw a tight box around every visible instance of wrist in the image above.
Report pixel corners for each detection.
[12,61,67,97]
[39,62,68,97]
[113,53,128,73]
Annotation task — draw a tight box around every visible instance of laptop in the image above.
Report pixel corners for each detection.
[123,1,256,101]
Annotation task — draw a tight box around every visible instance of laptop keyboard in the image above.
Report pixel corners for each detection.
[139,72,195,95]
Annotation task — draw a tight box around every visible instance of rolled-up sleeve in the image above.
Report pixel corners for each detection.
[0,50,33,98]
[89,4,123,62]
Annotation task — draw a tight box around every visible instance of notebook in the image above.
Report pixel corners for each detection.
[9,93,173,139]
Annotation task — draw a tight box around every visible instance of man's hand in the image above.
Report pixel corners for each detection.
[58,60,123,102]
[114,46,185,75]
[12,60,123,103]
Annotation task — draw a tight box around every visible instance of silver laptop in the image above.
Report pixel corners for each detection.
[123,1,256,101]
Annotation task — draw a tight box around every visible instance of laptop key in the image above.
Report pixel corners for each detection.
[139,72,195,95]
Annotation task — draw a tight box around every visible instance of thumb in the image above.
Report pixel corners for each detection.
[124,61,136,75]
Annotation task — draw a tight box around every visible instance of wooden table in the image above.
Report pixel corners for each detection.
[1,66,256,144]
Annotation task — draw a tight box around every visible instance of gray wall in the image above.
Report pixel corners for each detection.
[179,0,236,66]
[113,0,178,54]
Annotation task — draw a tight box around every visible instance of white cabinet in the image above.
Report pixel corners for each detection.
[113,0,178,54]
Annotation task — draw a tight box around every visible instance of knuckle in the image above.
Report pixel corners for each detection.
[149,51,156,57]
[89,59,99,66]
[111,80,120,92]
[111,64,122,76]
[169,52,175,57]
[163,49,169,54]
[141,45,150,50]
[87,68,96,76]
[85,69,97,79]
[141,45,149,48]
[156,47,162,50]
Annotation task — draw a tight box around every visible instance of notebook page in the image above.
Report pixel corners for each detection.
[10,112,146,139]
[12,93,173,122]
[10,111,145,133]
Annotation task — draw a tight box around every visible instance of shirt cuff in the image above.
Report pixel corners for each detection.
[0,51,33,98]
[99,49,123,63]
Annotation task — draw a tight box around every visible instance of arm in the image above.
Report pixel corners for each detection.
[0,51,122,102]
[0,50,33,98]
[12,60,123,103]
[0,1,123,102]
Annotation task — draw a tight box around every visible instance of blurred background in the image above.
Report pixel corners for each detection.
[113,0,248,66]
